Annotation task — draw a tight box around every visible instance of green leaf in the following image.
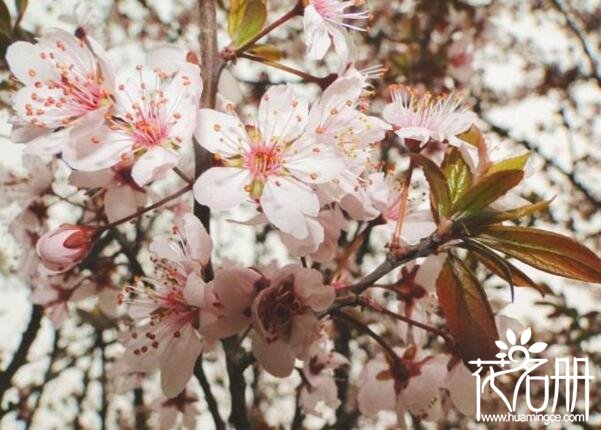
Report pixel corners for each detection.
[0,0,11,38]
[247,43,283,61]
[228,0,267,48]
[436,256,499,363]
[488,152,530,173]
[442,147,473,206]
[465,199,551,227]
[452,169,524,219]
[476,225,601,283]
[410,153,451,218]
[457,125,485,149]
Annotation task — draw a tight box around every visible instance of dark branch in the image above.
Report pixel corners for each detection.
[0,305,43,418]
[194,357,225,430]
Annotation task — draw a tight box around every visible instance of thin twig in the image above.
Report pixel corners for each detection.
[173,166,193,185]
[103,184,193,231]
[332,311,400,363]
[361,298,454,347]
[239,52,335,88]
[391,159,415,251]
[194,357,225,430]
[550,0,601,84]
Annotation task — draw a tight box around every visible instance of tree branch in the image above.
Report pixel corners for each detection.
[222,337,250,430]
[194,357,225,430]
[195,0,222,233]
[350,234,445,295]
[197,1,248,428]
[550,0,601,84]
[0,305,43,419]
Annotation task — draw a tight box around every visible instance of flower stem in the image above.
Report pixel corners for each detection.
[173,166,193,185]
[235,0,304,55]
[362,298,454,347]
[391,158,415,252]
[238,52,333,88]
[332,310,400,362]
[333,218,381,281]
[102,184,192,231]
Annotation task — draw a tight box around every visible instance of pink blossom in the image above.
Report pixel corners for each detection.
[379,179,437,243]
[250,264,335,377]
[120,275,216,398]
[341,173,437,242]
[307,77,389,198]
[357,350,447,422]
[447,37,474,84]
[155,390,199,430]
[280,206,348,263]
[303,0,369,60]
[445,359,477,416]
[203,264,263,339]
[9,208,44,278]
[70,161,148,223]
[0,156,53,209]
[120,215,217,397]
[107,356,145,393]
[299,341,348,415]
[36,224,97,273]
[339,171,389,221]
[65,52,202,186]
[383,85,476,148]
[6,29,113,156]
[194,84,344,240]
[391,263,434,345]
[338,42,387,101]
[412,254,447,292]
[30,276,96,327]
[149,213,213,279]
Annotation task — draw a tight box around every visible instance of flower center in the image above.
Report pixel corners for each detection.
[256,276,305,343]
[247,146,282,179]
[131,118,168,148]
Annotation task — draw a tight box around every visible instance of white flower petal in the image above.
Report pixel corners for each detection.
[193,167,251,211]
[160,325,202,398]
[257,85,308,145]
[195,109,248,157]
[261,176,320,239]
[132,146,180,186]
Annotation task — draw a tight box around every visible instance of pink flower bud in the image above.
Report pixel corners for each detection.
[36,224,98,273]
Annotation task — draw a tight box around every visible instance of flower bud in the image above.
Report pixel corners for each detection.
[36,224,98,273]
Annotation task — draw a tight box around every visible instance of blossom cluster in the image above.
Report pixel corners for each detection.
[0,15,482,422]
